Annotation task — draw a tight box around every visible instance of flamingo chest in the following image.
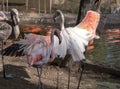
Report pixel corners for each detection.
[27,41,51,66]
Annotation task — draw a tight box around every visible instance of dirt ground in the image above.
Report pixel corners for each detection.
[0,53,120,89]
[0,13,120,89]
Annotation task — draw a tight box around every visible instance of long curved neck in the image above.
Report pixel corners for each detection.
[59,12,65,30]
[10,11,18,26]
[10,11,20,39]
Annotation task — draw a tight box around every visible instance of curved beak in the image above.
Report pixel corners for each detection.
[53,12,60,22]
[52,28,62,44]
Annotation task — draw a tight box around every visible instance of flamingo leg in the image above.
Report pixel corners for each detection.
[1,40,6,78]
[68,60,70,89]
[77,61,85,89]
[56,67,59,89]
[1,41,13,79]
[37,67,43,89]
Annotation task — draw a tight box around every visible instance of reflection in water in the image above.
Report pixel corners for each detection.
[105,29,120,67]
[105,29,120,43]
[86,28,120,68]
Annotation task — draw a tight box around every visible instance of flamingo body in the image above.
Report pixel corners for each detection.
[53,10,100,61]
[0,8,20,41]
[22,33,54,66]
[0,22,12,41]
[0,8,20,78]
[3,28,62,65]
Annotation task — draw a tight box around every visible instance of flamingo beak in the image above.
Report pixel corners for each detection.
[52,28,62,44]
[53,12,60,22]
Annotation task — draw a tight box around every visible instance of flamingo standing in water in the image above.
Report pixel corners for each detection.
[53,9,100,89]
[3,27,62,89]
[0,8,20,78]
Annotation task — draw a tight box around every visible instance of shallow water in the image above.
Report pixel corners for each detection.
[86,28,120,68]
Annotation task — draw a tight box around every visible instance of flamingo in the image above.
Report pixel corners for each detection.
[0,8,20,78]
[53,9,100,60]
[53,9,100,89]
[3,27,62,89]
[0,11,8,20]
[3,9,100,89]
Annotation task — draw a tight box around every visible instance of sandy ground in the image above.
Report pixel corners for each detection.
[0,54,120,89]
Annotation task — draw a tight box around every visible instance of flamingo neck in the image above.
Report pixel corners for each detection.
[10,11,20,39]
[60,12,65,30]
[61,20,65,30]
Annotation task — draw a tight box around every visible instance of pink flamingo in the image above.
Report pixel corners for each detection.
[0,8,20,78]
[3,27,62,89]
[53,9,100,89]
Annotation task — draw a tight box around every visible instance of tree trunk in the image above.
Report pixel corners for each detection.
[76,0,92,25]
[76,0,84,25]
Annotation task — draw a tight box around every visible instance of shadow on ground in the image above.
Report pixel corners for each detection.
[0,64,57,89]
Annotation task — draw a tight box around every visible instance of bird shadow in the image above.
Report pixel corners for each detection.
[0,64,57,89]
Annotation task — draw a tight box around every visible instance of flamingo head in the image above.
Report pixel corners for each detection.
[53,10,64,23]
[10,8,20,24]
[10,8,20,39]
[53,10,65,30]
[51,28,62,44]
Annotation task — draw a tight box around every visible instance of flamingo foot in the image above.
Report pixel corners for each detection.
[37,67,44,89]
[38,81,43,89]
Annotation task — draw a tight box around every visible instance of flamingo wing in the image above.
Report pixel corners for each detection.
[76,10,100,39]
[2,33,45,57]
[53,10,100,60]
[2,43,25,57]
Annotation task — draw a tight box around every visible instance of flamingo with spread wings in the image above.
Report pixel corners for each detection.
[53,10,100,60]
[3,27,62,89]
[53,9,100,89]
[3,9,100,89]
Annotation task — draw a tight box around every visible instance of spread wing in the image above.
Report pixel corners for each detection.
[2,33,45,57]
[2,43,25,57]
[76,10,100,39]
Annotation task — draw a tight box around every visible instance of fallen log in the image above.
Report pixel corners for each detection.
[83,61,120,77]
